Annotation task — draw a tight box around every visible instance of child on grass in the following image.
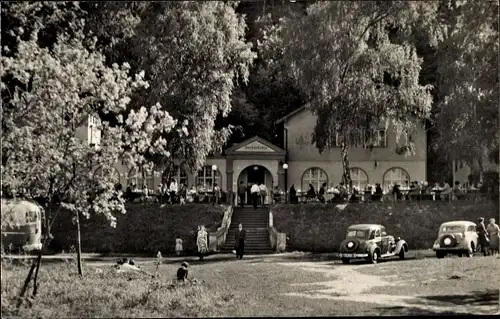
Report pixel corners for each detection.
[175,235,183,256]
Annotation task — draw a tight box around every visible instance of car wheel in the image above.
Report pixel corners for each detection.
[436,251,445,259]
[369,250,379,264]
[341,258,350,264]
[398,249,405,260]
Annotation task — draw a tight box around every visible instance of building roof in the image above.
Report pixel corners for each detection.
[347,224,385,230]
[224,135,286,155]
[274,105,309,124]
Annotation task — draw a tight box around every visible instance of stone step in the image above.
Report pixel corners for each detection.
[225,239,269,243]
[229,224,268,228]
[221,245,272,250]
[219,249,274,254]
[226,230,269,234]
[224,238,270,244]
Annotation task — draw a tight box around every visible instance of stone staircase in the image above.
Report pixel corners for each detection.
[220,206,273,254]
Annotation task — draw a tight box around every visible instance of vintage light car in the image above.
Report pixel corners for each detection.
[432,221,478,258]
[338,224,408,264]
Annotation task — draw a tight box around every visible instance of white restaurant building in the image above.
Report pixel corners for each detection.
[83,106,431,203]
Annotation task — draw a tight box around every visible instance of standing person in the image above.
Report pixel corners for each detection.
[196,225,209,261]
[250,183,260,209]
[486,218,500,256]
[374,183,383,201]
[126,184,133,202]
[234,223,246,260]
[259,183,268,207]
[213,183,221,206]
[179,183,187,205]
[477,217,490,256]
[169,178,178,204]
[289,185,297,204]
[175,235,183,257]
[161,183,169,203]
[318,183,326,203]
[156,184,163,203]
[246,182,252,205]
[238,181,246,208]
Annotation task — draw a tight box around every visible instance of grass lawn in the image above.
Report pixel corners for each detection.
[2,253,499,317]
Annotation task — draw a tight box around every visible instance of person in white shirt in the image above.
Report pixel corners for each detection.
[250,183,260,209]
[169,179,178,204]
[259,183,268,207]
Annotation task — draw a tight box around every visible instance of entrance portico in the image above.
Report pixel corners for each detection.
[224,136,286,205]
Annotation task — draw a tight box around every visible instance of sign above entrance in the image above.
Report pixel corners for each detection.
[235,141,275,153]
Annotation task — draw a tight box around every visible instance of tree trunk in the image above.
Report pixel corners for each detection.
[32,250,43,297]
[18,205,62,304]
[341,141,352,191]
[76,211,83,276]
[16,260,37,308]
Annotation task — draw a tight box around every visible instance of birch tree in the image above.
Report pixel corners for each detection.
[273,1,434,188]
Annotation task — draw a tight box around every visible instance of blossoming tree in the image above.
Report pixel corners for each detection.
[1,23,182,299]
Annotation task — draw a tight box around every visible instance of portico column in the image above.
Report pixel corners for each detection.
[226,159,233,205]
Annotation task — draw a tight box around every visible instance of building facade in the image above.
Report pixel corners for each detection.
[82,107,428,200]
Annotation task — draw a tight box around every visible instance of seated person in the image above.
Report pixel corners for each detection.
[440,181,452,200]
[338,183,348,200]
[453,181,466,200]
[408,181,421,200]
[306,184,316,201]
[349,188,361,202]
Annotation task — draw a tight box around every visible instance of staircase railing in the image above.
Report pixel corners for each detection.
[209,205,233,252]
[268,210,286,253]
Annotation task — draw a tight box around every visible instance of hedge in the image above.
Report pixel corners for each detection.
[271,201,499,252]
[49,204,228,255]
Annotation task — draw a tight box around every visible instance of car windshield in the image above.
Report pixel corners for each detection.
[346,229,367,239]
[440,225,464,233]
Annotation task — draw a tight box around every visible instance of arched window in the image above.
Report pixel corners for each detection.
[127,167,154,190]
[383,167,410,192]
[350,167,369,190]
[301,167,328,193]
[93,166,121,185]
[196,166,221,191]
[162,164,188,186]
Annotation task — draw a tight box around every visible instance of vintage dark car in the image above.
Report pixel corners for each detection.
[338,224,408,264]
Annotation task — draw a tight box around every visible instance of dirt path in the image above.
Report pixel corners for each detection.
[276,261,497,315]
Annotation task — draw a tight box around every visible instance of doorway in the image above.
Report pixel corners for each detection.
[237,165,273,205]
[247,166,266,185]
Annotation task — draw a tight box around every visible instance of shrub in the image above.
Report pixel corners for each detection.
[48,204,228,255]
[272,201,498,252]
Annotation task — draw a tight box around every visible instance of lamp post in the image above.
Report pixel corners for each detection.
[211,164,217,206]
[283,163,288,204]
